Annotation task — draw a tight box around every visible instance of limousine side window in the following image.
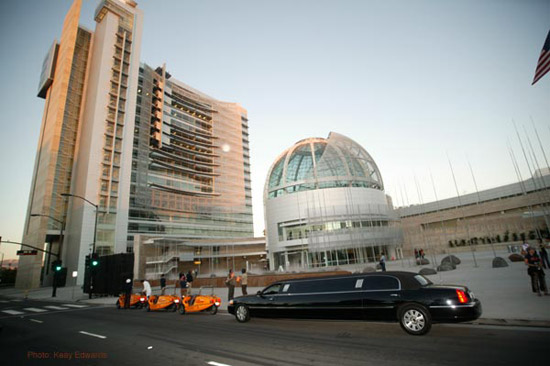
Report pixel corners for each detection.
[262,284,282,295]
[290,278,355,293]
[362,276,400,291]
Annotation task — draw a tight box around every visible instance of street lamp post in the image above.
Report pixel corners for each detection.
[61,193,98,299]
[30,213,64,297]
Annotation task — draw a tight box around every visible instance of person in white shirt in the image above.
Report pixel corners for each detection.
[141,279,152,298]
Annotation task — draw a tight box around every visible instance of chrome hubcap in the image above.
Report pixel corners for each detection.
[403,309,425,332]
[236,306,247,320]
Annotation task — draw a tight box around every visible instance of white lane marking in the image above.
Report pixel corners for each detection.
[147,346,153,350]
[44,306,69,310]
[0,300,10,303]
[207,362,232,366]
[24,308,48,313]
[79,331,107,339]
[2,310,25,315]
[30,319,43,323]
[62,304,88,308]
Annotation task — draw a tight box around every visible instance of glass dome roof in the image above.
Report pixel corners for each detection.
[265,132,383,199]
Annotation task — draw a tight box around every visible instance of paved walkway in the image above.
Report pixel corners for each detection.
[1,249,548,327]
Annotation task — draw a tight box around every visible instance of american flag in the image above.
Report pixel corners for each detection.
[532,30,550,85]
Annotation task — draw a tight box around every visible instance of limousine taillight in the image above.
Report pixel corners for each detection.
[456,289,468,304]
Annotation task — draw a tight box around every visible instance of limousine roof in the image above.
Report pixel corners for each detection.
[278,271,431,290]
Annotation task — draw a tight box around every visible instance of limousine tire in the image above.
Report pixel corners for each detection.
[235,304,250,323]
[398,303,432,336]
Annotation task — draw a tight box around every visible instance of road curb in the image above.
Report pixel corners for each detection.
[469,318,550,328]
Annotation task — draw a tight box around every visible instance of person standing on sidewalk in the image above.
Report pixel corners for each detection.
[141,279,152,299]
[179,272,188,297]
[241,268,248,296]
[160,274,166,295]
[379,254,386,272]
[186,270,194,291]
[225,269,236,301]
[123,277,133,309]
[525,247,548,296]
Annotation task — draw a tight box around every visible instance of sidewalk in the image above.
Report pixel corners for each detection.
[2,249,548,327]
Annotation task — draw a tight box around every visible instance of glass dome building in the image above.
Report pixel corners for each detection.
[264,132,402,270]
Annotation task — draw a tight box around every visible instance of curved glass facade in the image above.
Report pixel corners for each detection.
[264,132,402,271]
[266,132,383,199]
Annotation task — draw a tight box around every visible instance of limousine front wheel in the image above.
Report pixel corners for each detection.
[235,304,250,323]
[398,304,431,336]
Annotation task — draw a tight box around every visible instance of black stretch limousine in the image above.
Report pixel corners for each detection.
[228,271,482,335]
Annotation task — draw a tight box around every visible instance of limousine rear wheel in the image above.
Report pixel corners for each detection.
[398,303,431,336]
[235,304,250,323]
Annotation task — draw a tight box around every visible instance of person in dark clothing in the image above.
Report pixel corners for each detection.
[525,248,548,296]
[179,272,187,297]
[538,239,550,269]
[123,276,133,309]
[186,270,194,291]
[160,274,166,295]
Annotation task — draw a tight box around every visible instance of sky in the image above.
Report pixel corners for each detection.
[0,0,549,260]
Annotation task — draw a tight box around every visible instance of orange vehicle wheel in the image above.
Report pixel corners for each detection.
[178,304,185,315]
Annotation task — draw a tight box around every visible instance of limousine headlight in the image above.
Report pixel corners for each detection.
[229,300,234,305]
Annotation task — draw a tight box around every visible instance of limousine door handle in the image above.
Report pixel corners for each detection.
[268,297,274,301]
[390,294,400,297]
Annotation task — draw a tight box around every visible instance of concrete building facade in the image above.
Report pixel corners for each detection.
[18,0,144,288]
[397,173,550,255]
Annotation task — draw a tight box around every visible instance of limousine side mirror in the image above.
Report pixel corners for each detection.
[256,291,262,296]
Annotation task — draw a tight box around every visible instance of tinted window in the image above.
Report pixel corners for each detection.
[262,284,282,295]
[363,276,399,290]
[289,278,358,293]
[414,275,431,286]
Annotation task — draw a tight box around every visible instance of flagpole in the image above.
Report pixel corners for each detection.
[447,153,477,267]
[466,156,496,258]
[514,122,548,238]
[522,125,550,234]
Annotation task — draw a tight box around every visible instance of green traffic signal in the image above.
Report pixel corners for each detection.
[55,265,62,271]
[91,260,99,266]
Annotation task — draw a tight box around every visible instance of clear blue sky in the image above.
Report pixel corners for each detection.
[0,0,549,260]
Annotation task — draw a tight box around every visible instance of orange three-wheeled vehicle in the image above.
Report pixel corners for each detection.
[144,293,181,312]
[116,293,146,309]
[179,286,221,315]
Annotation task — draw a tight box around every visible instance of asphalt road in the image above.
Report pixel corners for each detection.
[1,296,549,366]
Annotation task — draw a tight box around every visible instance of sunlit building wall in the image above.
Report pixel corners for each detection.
[17,0,143,288]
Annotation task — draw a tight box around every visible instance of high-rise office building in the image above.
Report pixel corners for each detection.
[17,0,252,289]
[17,0,143,289]
[129,64,253,247]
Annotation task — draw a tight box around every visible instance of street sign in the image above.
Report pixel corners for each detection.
[17,250,38,256]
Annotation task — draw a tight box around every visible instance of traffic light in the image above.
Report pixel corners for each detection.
[91,253,99,267]
[51,259,62,272]
[85,255,90,267]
